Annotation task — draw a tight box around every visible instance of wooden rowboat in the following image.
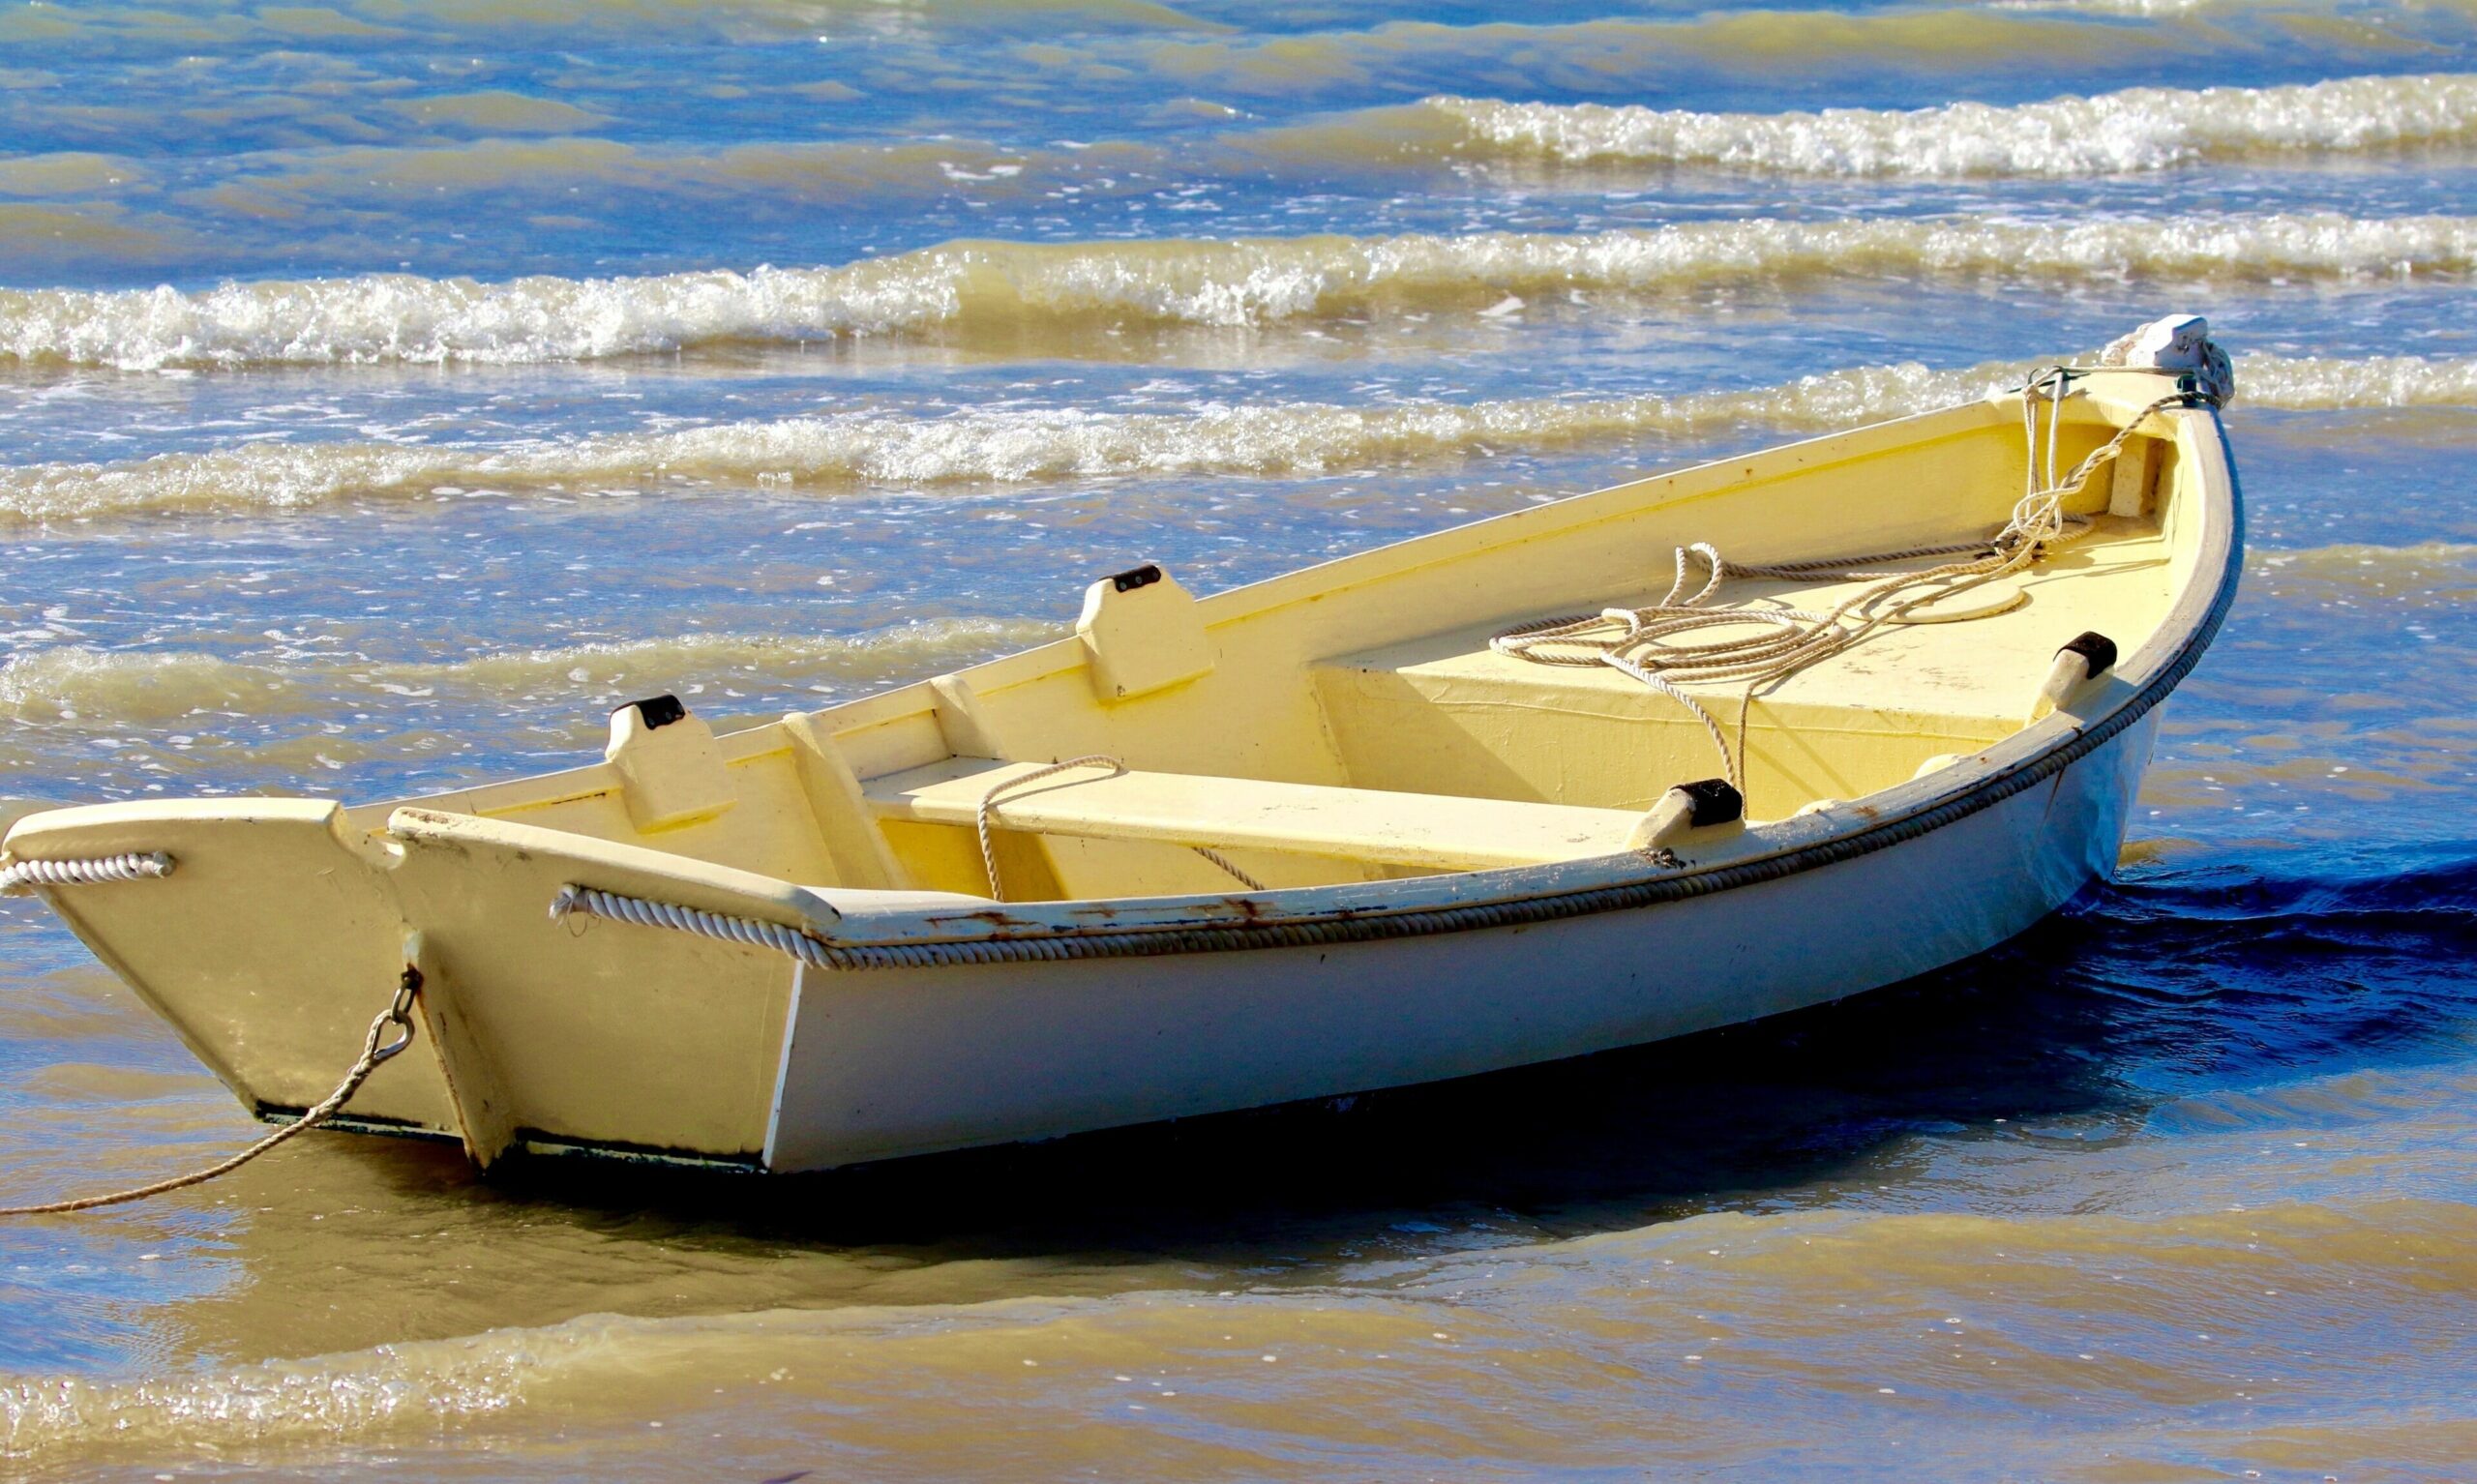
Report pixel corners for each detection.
[1,319,2240,1175]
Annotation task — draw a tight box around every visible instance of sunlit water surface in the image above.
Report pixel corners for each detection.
[3,0,2475,1478]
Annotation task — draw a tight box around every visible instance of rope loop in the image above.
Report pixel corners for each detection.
[974,756,1124,900]
[973,757,1265,898]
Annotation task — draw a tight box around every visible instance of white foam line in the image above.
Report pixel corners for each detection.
[1424,72,2477,175]
[5,210,2473,371]
[0,620,1059,727]
[0,351,2466,524]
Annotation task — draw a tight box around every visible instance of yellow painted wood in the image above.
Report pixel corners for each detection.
[2109,434,2162,519]
[919,674,1069,899]
[407,930,519,1170]
[929,674,1005,758]
[382,808,806,1159]
[3,798,461,1130]
[604,704,736,832]
[781,712,910,890]
[1076,565,1214,702]
[864,757,1647,872]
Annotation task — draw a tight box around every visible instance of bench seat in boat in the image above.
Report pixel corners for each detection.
[862,757,1646,873]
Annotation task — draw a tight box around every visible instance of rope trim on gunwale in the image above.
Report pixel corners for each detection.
[0,851,173,896]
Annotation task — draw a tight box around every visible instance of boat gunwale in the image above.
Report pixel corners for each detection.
[769,395,2242,969]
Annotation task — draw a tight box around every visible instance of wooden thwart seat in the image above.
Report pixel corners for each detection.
[862,757,1644,873]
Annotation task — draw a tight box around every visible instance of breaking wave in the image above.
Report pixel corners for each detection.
[5,211,2472,371]
[2251,540,2477,607]
[0,1329,539,1461]
[0,361,2006,522]
[2236,351,2477,409]
[1987,0,2211,13]
[0,1293,1146,1466]
[0,620,1058,727]
[0,351,2467,523]
[1419,72,2477,176]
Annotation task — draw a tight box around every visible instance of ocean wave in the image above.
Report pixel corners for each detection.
[0,362,2003,521]
[0,351,2467,523]
[2255,539,2477,572]
[1419,72,2477,175]
[0,1329,536,1460]
[11,1188,2473,1467]
[8,212,2475,371]
[2251,540,2477,608]
[0,620,1057,727]
[2239,350,2477,408]
[1139,6,2467,99]
[0,1296,1104,1465]
[1988,0,2211,14]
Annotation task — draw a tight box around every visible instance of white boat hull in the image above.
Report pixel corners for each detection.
[763,710,2156,1170]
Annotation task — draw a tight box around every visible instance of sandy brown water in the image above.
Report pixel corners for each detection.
[8,839,2477,1479]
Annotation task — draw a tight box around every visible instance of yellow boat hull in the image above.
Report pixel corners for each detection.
[2,367,2240,1172]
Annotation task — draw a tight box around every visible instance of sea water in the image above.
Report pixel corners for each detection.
[2,0,2475,1477]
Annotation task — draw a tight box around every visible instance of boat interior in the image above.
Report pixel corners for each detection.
[357,383,2205,905]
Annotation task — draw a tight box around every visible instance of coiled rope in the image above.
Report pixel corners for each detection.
[0,968,420,1217]
[1492,375,2190,800]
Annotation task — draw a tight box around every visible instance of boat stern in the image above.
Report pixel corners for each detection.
[2,797,462,1137]
[2,798,807,1172]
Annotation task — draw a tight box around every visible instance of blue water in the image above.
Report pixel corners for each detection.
[3,0,2476,1477]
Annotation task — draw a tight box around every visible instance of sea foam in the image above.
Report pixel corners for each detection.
[0,621,1058,727]
[1421,72,2477,175]
[1,352,2467,524]
[4,212,2472,371]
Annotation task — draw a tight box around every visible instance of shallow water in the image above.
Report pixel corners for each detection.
[3,0,2475,1478]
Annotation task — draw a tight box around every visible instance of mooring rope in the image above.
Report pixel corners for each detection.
[1492,376,2190,799]
[0,968,420,1217]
